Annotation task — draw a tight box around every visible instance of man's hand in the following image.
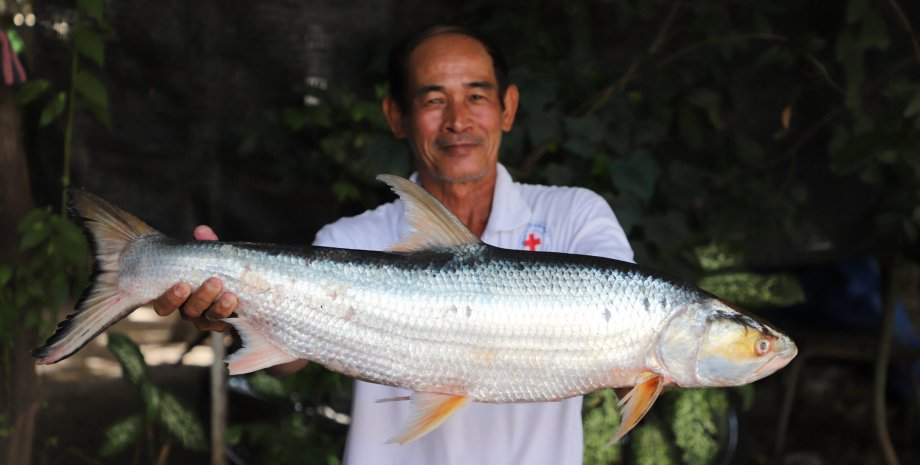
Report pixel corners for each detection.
[151,225,238,332]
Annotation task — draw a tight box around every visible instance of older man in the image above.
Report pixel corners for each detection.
[153,25,633,465]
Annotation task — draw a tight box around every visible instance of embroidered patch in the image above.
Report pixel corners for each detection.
[520,223,549,251]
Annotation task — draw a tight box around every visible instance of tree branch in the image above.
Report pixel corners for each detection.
[887,0,920,65]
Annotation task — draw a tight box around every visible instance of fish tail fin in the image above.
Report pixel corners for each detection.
[33,189,158,365]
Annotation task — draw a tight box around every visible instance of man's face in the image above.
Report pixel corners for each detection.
[384,34,518,185]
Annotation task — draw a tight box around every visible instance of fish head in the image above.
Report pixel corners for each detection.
[657,299,796,387]
[694,300,797,386]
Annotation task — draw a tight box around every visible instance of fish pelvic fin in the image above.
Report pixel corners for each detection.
[224,317,299,375]
[376,174,481,252]
[33,189,158,365]
[606,372,665,446]
[385,392,470,445]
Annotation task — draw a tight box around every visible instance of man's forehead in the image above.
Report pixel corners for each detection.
[407,34,496,83]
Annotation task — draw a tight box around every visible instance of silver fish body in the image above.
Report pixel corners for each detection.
[35,176,797,444]
[124,236,699,402]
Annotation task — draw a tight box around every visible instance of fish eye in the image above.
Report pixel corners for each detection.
[755,338,772,356]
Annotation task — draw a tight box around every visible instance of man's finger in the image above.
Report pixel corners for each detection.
[205,293,238,321]
[153,283,191,316]
[182,277,222,318]
[194,225,218,241]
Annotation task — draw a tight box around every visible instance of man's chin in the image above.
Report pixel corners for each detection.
[435,164,493,184]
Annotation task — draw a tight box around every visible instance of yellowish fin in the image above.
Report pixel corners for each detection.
[383,392,470,445]
[33,189,157,365]
[607,372,665,445]
[376,174,480,252]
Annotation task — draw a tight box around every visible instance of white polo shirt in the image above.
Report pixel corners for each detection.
[313,163,634,465]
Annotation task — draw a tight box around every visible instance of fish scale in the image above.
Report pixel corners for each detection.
[35,178,796,445]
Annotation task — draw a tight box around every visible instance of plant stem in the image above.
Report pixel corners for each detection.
[875,257,900,465]
[61,10,81,214]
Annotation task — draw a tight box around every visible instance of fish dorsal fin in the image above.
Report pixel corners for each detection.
[376,174,480,252]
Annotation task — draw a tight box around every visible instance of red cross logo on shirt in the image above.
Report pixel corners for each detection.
[523,233,541,251]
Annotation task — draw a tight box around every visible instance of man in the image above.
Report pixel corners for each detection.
[153,25,633,464]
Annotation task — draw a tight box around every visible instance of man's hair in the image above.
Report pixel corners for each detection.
[387,25,510,114]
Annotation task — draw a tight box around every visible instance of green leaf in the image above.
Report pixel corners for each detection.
[331,180,359,202]
[608,151,661,203]
[689,242,746,272]
[77,0,105,22]
[100,414,142,457]
[859,10,889,51]
[157,391,207,451]
[81,98,112,130]
[247,371,287,399]
[904,92,920,118]
[282,107,307,131]
[686,88,721,109]
[74,71,108,109]
[39,92,67,127]
[678,105,703,151]
[846,0,869,24]
[107,332,149,386]
[19,219,48,251]
[15,80,51,105]
[74,28,105,67]
[0,265,12,287]
[698,272,805,308]
[6,27,24,54]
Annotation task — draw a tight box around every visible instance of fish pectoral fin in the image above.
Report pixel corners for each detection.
[607,372,665,446]
[386,392,470,445]
[376,174,481,252]
[224,318,298,375]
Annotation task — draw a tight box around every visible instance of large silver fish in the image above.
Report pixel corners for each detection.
[34,175,797,444]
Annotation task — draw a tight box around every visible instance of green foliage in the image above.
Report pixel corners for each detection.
[101,333,207,461]
[632,422,675,465]
[0,208,89,351]
[699,272,805,308]
[228,366,345,465]
[671,390,729,465]
[582,390,622,465]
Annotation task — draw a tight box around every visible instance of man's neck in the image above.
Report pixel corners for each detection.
[418,169,496,237]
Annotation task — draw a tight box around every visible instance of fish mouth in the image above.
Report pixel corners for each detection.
[749,340,798,382]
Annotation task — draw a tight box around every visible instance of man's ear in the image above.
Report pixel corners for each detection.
[501,84,520,132]
[382,96,406,139]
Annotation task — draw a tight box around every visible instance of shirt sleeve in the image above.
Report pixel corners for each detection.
[564,188,635,263]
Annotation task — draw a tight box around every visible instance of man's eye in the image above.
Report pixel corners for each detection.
[470,94,485,101]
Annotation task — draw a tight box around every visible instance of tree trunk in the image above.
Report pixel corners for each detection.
[0,86,38,465]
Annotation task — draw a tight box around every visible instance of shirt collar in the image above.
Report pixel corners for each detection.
[407,162,532,235]
[483,163,532,235]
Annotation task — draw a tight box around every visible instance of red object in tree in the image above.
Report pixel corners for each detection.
[0,29,27,86]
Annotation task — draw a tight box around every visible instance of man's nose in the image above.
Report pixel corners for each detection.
[444,100,473,132]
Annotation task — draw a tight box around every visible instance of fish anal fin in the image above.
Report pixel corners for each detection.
[376,174,480,252]
[607,372,665,446]
[225,318,298,375]
[385,392,470,445]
